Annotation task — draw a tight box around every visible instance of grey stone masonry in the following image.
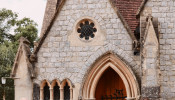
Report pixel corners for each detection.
[141,0,175,99]
[141,15,160,99]
[34,0,141,86]
[142,86,160,99]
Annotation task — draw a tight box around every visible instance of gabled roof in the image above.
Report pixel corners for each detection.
[143,15,158,46]
[136,0,149,16]
[113,0,143,33]
[40,0,60,38]
[33,0,144,55]
[33,0,65,55]
[11,37,35,78]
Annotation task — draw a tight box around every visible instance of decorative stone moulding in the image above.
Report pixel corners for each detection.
[39,79,73,100]
[68,16,105,46]
[77,20,97,41]
[81,53,140,100]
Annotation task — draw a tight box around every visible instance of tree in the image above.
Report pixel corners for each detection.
[0,8,38,100]
[0,8,17,43]
[0,8,38,46]
[0,43,16,100]
[14,17,38,47]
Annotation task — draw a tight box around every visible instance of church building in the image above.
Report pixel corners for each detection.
[11,0,175,100]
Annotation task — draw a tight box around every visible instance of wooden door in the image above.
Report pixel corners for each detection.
[95,68,126,100]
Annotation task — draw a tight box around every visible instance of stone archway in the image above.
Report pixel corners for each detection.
[81,52,140,100]
[40,80,51,100]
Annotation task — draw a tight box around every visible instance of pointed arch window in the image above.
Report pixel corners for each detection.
[41,79,73,100]
[54,83,60,100]
[64,83,70,100]
[44,83,50,100]
[61,79,73,100]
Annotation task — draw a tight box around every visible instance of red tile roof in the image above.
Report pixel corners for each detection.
[114,0,143,33]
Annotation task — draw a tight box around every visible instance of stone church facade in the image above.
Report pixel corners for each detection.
[11,0,175,100]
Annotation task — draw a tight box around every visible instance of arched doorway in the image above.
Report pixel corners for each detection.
[81,52,140,100]
[95,68,126,100]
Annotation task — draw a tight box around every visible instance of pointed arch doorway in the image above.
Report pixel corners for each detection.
[95,67,127,100]
[81,52,140,100]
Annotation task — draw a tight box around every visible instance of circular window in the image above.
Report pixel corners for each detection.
[77,20,97,40]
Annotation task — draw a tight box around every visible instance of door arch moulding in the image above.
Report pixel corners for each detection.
[81,52,140,100]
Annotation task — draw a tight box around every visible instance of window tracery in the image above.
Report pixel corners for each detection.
[77,20,97,40]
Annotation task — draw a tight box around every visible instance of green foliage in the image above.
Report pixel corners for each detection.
[0,8,38,100]
[0,43,16,100]
[0,8,38,46]
[14,17,38,47]
[0,8,17,43]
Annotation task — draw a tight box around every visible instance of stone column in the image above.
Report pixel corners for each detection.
[141,15,160,99]
[60,88,64,100]
[70,88,73,100]
[50,88,54,100]
[40,89,44,100]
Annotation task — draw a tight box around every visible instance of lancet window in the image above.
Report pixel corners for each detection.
[64,82,70,100]
[44,83,50,100]
[54,83,60,100]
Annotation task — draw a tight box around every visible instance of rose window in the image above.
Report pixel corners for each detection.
[77,20,97,40]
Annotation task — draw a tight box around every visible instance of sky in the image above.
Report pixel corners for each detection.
[0,0,47,36]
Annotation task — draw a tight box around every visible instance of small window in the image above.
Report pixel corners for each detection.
[44,83,50,100]
[64,83,70,100]
[77,20,97,40]
[54,83,60,100]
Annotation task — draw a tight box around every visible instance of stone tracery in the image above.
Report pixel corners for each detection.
[77,20,97,40]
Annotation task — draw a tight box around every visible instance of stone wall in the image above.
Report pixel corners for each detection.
[141,0,175,99]
[34,0,141,89]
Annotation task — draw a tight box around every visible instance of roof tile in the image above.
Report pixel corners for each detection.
[114,0,143,33]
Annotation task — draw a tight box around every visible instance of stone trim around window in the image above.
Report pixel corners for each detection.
[40,79,73,100]
[77,20,97,41]
[68,16,106,47]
